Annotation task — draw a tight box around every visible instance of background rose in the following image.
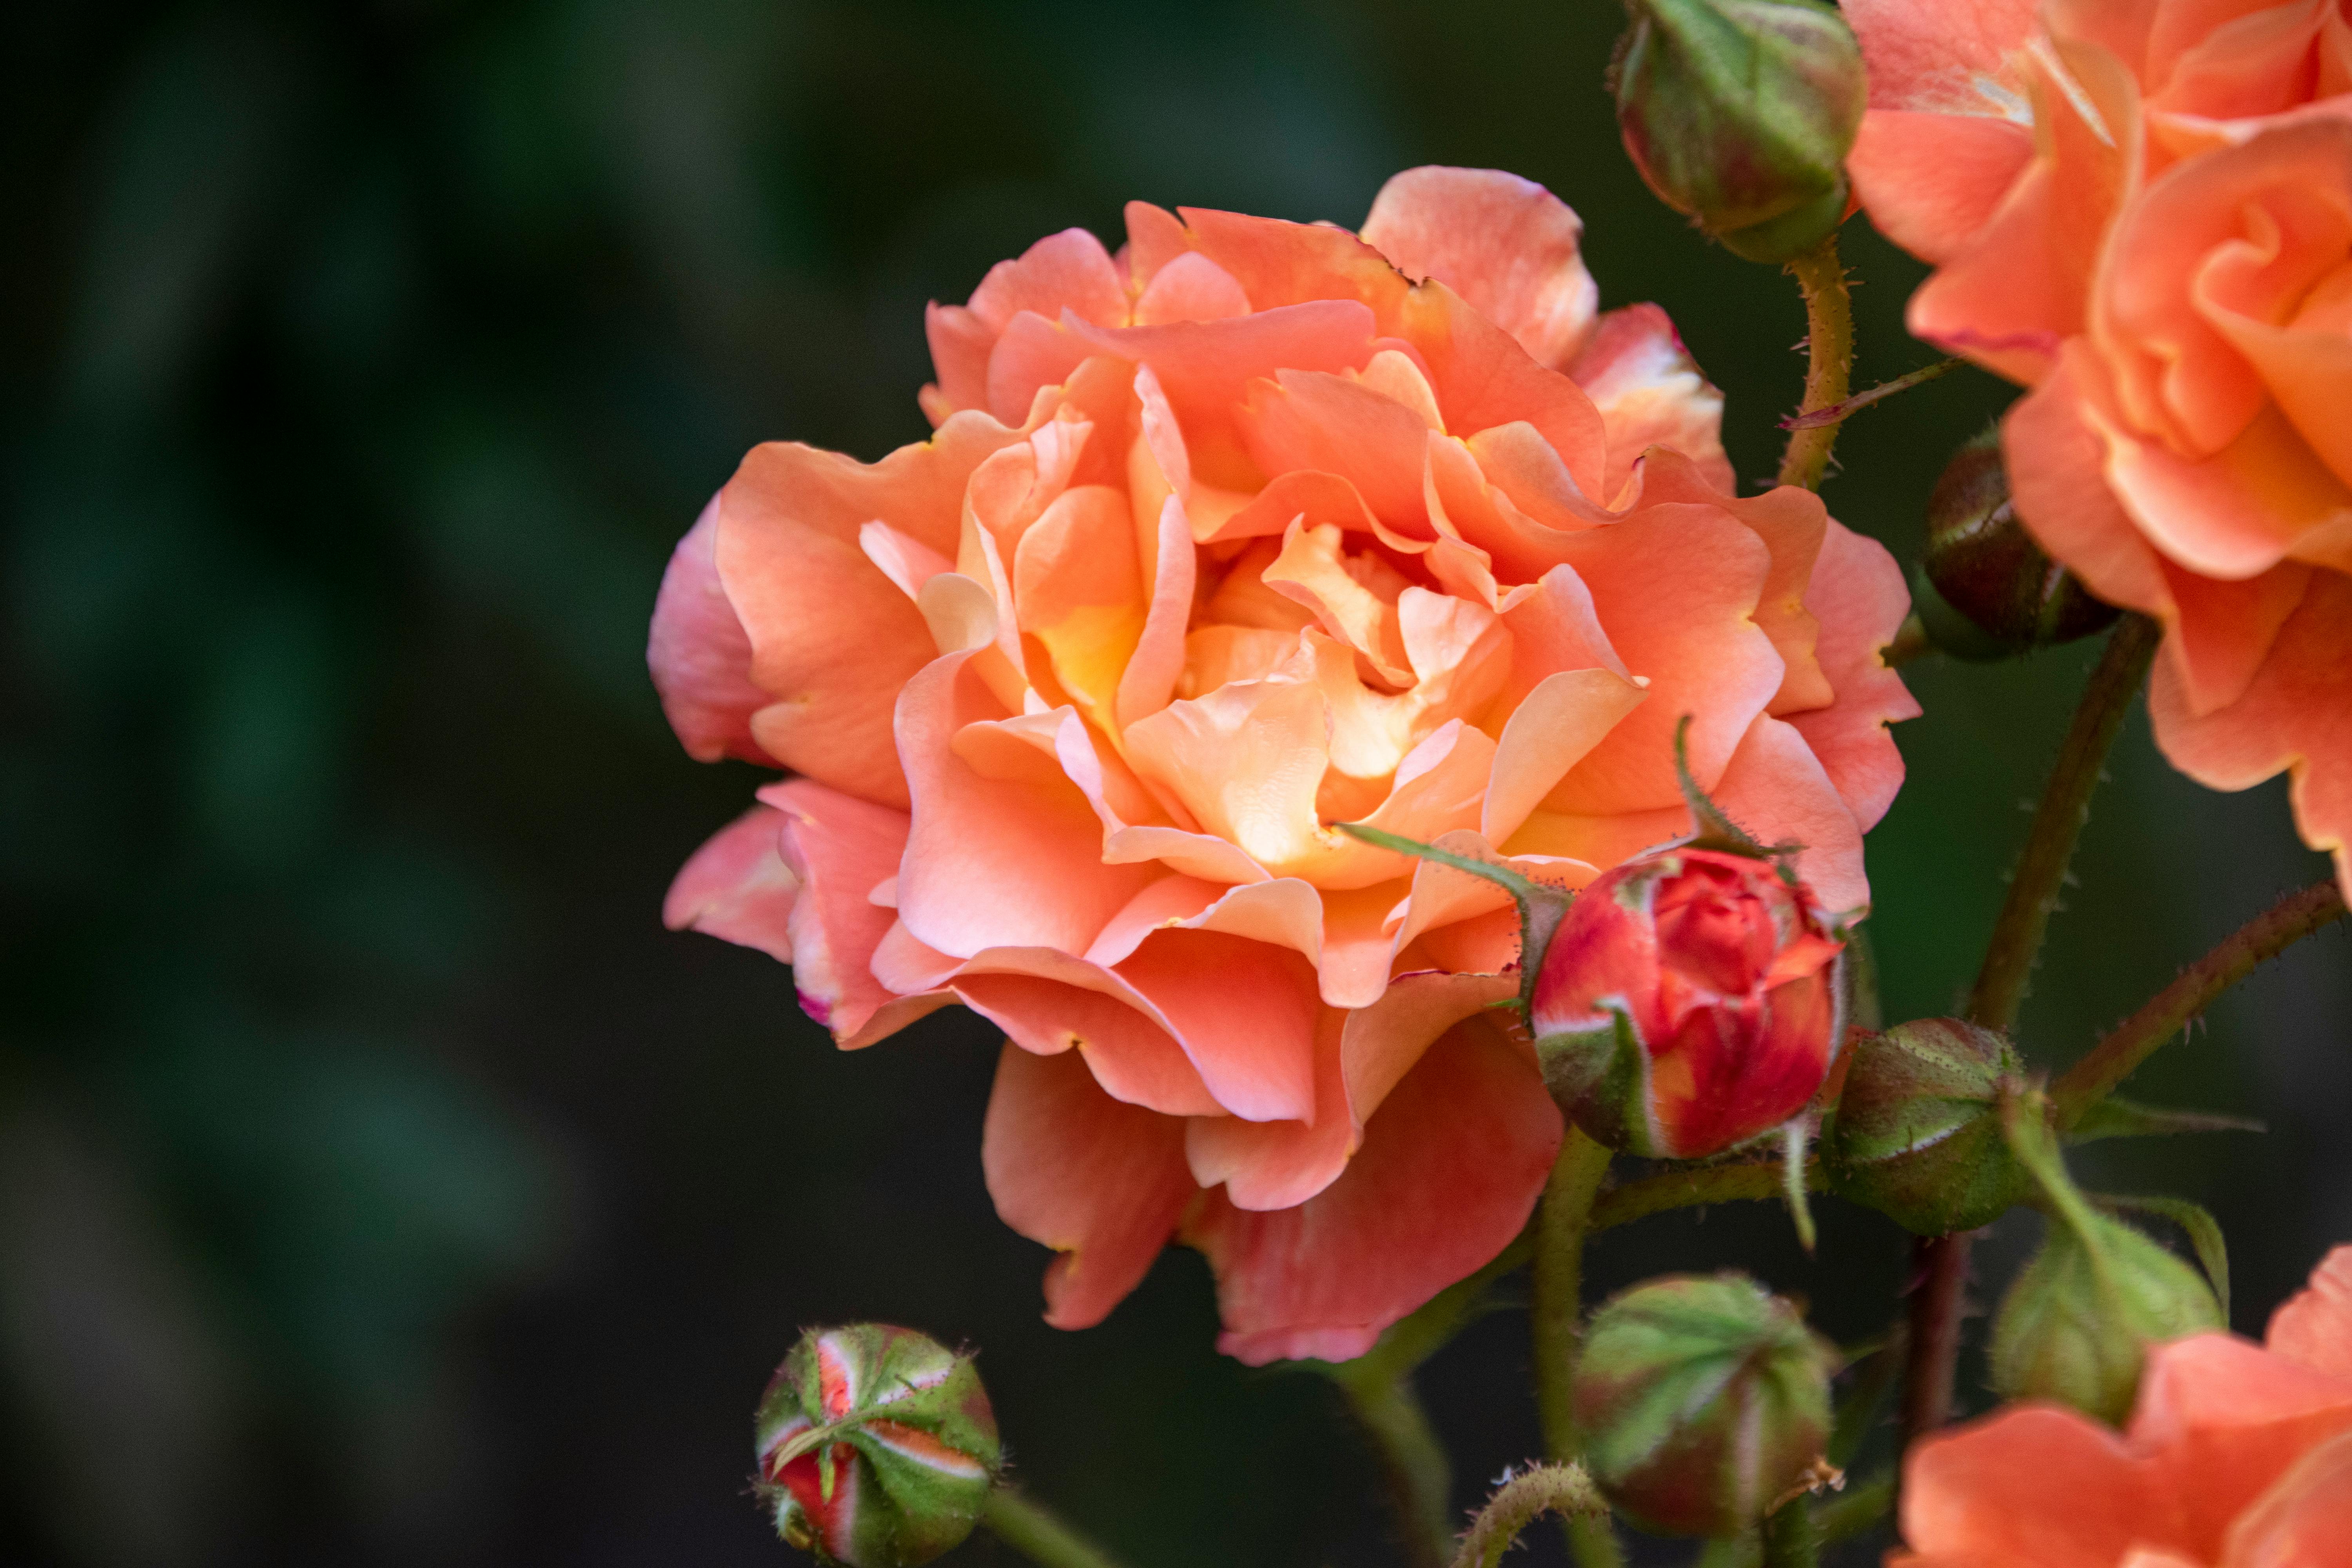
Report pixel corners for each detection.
[1847,0,2352,897]
[651,165,1915,1363]
[1896,1244,2352,1565]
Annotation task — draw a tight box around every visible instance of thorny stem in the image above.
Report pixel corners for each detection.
[1331,1230,1537,1566]
[1760,1496,1821,1568]
[1902,614,2160,1455]
[2051,878,2348,1130]
[1448,1463,1610,1568]
[1531,1127,1624,1568]
[1775,234,1855,492]
[1588,1157,1825,1232]
[1966,613,2161,1033]
[1333,1371,1453,1568]
[982,1488,1131,1568]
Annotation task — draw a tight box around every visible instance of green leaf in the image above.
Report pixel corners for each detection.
[2066,1097,2264,1145]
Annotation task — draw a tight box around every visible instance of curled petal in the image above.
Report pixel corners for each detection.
[649,495,771,764]
[1359,166,1599,371]
[663,804,798,964]
[1565,304,1735,501]
[2269,1245,2352,1379]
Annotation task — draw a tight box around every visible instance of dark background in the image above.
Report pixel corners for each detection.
[4,2,2345,1565]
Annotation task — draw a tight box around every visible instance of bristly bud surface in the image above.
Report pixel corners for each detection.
[1612,0,1867,262]
[754,1324,1001,1567]
[1825,1018,2032,1234]
[1573,1272,1836,1537]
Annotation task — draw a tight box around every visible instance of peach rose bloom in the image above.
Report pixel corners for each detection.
[649,167,1916,1362]
[1897,1244,2352,1566]
[1845,0,2352,897]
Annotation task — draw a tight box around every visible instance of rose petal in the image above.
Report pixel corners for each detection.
[1358,166,1600,371]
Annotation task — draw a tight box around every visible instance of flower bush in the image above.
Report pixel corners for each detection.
[650,165,1915,1362]
[1896,1245,2352,1567]
[1847,0,2352,895]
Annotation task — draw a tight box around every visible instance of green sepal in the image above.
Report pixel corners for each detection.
[2095,1194,2231,1321]
[1780,1118,1817,1253]
[1337,820,1572,1020]
[1673,714,1775,859]
[1989,1092,2227,1424]
[1532,1008,1656,1156]
[2065,1097,2265,1145]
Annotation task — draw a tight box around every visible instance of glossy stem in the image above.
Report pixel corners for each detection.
[1775,234,1854,492]
[2051,878,2347,1129]
[1448,1463,1609,1568]
[1966,613,2161,1033]
[982,1488,1131,1568]
[1332,1367,1453,1568]
[1760,1496,1820,1568]
[1531,1126,1624,1568]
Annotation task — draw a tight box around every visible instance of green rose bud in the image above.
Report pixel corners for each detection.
[1572,1273,1836,1537]
[1915,426,2120,660]
[1989,1093,2226,1425]
[753,1324,1002,1567]
[1824,1018,2033,1235]
[1612,0,1867,263]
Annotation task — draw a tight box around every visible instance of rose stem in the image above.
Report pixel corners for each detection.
[1448,1463,1608,1568]
[982,1488,1131,1568]
[1775,233,1855,492]
[1531,1125,1624,1568]
[1327,1234,1538,1568]
[2050,878,2348,1130]
[1901,612,2161,1450]
[1760,1493,1822,1568]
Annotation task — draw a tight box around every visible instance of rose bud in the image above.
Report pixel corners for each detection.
[1612,0,1867,263]
[1531,846,1845,1159]
[1989,1093,2225,1425]
[1573,1272,1836,1537]
[1915,426,2120,661]
[1824,1018,2031,1235]
[753,1324,1002,1567]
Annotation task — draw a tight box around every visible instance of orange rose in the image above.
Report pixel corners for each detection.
[650,167,1916,1361]
[1846,0,2352,897]
[1896,1244,2352,1566]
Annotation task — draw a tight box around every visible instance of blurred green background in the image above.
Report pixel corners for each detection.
[4,2,2345,1564]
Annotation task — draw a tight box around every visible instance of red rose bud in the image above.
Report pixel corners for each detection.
[1824,1018,2033,1235]
[1916,426,2120,661]
[1573,1272,1836,1537]
[1531,847,1845,1159]
[754,1325,1002,1567]
[1612,0,1867,263]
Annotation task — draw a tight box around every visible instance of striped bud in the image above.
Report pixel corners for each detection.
[1825,1018,2031,1235]
[1574,1273,1836,1536]
[753,1324,1002,1567]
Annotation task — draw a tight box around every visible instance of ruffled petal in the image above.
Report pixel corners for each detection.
[1850,109,2037,265]
[2133,1333,2352,1559]
[649,495,773,764]
[662,804,798,964]
[2149,570,2352,897]
[2268,1244,2352,1379]
[1358,166,1599,371]
[764,780,912,1043]
[2221,1428,2352,1568]
[1846,0,2040,114]
[1787,521,1920,833]
[1897,1406,2154,1564]
[982,1044,1196,1330]
[1564,303,1735,502]
[1183,1011,1559,1364]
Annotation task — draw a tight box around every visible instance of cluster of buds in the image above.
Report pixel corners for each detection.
[754,1324,1001,1567]
[1573,1273,1835,1536]
[1612,0,1866,262]
[1914,427,2120,659]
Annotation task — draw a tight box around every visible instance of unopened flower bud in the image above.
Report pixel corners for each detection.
[1573,1273,1836,1537]
[1612,0,1866,263]
[753,1325,1002,1567]
[1532,846,1845,1159]
[1825,1018,2031,1235]
[1916,426,2120,660]
[1989,1091,2225,1425]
